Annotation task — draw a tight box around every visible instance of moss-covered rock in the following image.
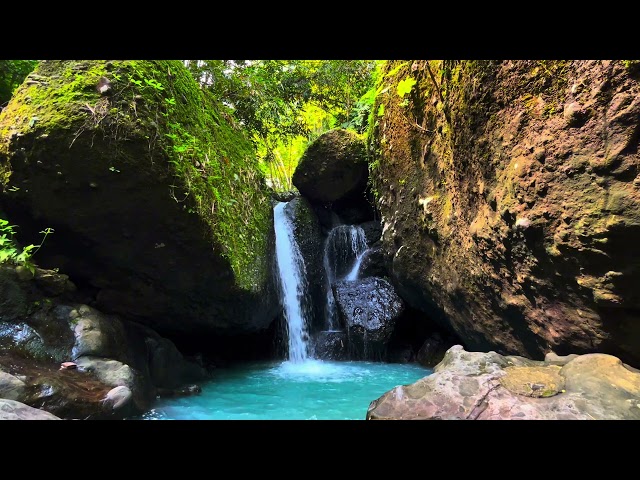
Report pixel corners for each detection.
[0,60,278,336]
[370,60,640,366]
[292,128,369,204]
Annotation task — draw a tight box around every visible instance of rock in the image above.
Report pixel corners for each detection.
[312,330,348,360]
[0,399,61,420]
[102,385,133,412]
[544,351,580,365]
[358,245,388,278]
[157,384,202,398]
[0,370,28,401]
[0,266,28,320]
[367,345,640,420]
[292,129,368,203]
[272,190,297,202]
[333,277,404,357]
[0,60,278,337]
[14,265,34,281]
[283,197,326,331]
[416,333,450,368]
[371,60,640,366]
[359,221,383,245]
[33,268,75,296]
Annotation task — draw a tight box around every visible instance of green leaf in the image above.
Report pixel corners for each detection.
[377,104,385,117]
[397,77,416,98]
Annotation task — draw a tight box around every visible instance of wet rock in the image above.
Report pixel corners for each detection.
[0,399,61,420]
[292,128,368,203]
[333,277,404,357]
[359,221,383,245]
[272,190,297,202]
[0,369,28,401]
[416,332,450,368]
[284,197,326,331]
[312,330,348,360]
[358,245,388,278]
[102,385,133,412]
[367,345,640,420]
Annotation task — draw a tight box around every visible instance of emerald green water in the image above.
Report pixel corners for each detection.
[141,359,431,420]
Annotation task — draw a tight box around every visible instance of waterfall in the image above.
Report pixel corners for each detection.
[323,225,368,329]
[274,202,311,363]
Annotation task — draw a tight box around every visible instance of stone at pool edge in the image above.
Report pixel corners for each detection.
[366,345,640,420]
[0,399,61,420]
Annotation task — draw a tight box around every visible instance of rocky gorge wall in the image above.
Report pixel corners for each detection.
[370,60,640,366]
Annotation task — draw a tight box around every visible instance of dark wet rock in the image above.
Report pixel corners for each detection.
[312,330,348,360]
[284,197,326,331]
[387,343,414,363]
[416,332,451,368]
[367,345,640,420]
[33,269,76,296]
[292,128,368,204]
[272,190,297,202]
[0,399,61,420]
[359,221,383,245]
[358,244,388,279]
[333,277,404,358]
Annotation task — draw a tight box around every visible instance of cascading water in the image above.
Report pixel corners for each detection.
[274,202,311,363]
[323,225,368,329]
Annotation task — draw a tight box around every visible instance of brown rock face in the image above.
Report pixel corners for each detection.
[371,60,640,366]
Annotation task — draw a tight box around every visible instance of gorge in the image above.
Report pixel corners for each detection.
[0,60,639,420]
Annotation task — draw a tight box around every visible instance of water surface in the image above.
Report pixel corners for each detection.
[141,360,431,420]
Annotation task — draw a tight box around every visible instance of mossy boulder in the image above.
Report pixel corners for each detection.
[370,60,640,366]
[0,60,278,336]
[292,128,369,204]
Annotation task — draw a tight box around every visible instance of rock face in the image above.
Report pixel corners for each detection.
[292,128,368,204]
[367,345,640,420]
[283,197,326,331]
[371,60,640,366]
[333,277,404,357]
[0,60,278,338]
[0,265,206,418]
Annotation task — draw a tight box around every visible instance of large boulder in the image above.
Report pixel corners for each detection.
[371,60,640,366]
[0,60,278,338]
[292,128,368,204]
[367,345,640,420]
[333,277,404,357]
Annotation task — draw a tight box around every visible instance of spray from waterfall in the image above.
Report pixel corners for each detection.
[273,202,311,363]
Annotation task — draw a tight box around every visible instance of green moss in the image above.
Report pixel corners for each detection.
[0,60,271,291]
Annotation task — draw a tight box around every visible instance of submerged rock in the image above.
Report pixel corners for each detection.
[367,345,640,420]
